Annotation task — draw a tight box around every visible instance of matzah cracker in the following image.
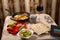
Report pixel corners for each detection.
[30,23,50,35]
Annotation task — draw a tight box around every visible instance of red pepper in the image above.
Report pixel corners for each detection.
[7,25,19,34]
[17,22,27,29]
[7,22,27,35]
[12,26,19,34]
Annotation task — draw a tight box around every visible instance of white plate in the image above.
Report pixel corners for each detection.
[17,28,33,39]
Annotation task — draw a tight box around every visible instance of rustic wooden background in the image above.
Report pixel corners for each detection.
[0,0,60,25]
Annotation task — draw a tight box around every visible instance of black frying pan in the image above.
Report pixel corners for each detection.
[5,9,30,21]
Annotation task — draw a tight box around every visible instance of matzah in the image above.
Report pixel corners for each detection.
[30,23,50,35]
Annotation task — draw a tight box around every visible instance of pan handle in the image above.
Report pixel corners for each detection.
[5,9,14,16]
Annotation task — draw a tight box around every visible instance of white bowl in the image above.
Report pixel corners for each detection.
[17,28,33,39]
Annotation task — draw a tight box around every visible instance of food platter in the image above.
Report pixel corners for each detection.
[10,12,30,21]
[5,9,30,21]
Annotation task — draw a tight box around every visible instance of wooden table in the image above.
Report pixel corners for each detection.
[1,16,59,40]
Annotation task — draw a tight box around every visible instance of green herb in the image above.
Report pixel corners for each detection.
[18,26,23,31]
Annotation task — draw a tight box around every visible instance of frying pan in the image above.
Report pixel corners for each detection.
[5,9,30,21]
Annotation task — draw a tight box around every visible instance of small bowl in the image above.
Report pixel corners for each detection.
[17,28,33,39]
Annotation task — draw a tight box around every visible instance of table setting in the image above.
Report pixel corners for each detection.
[1,11,60,40]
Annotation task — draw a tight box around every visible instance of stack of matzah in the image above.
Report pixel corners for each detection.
[30,23,50,35]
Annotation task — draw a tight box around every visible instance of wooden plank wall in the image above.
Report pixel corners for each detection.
[1,0,56,16]
[0,0,4,24]
[1,0,60,25]
[55,0,60,25]
[58,0,60,26]
[0,0,4,38]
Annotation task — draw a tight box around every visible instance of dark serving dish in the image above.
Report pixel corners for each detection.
[5,9,30,21]
[10,12,30,21]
